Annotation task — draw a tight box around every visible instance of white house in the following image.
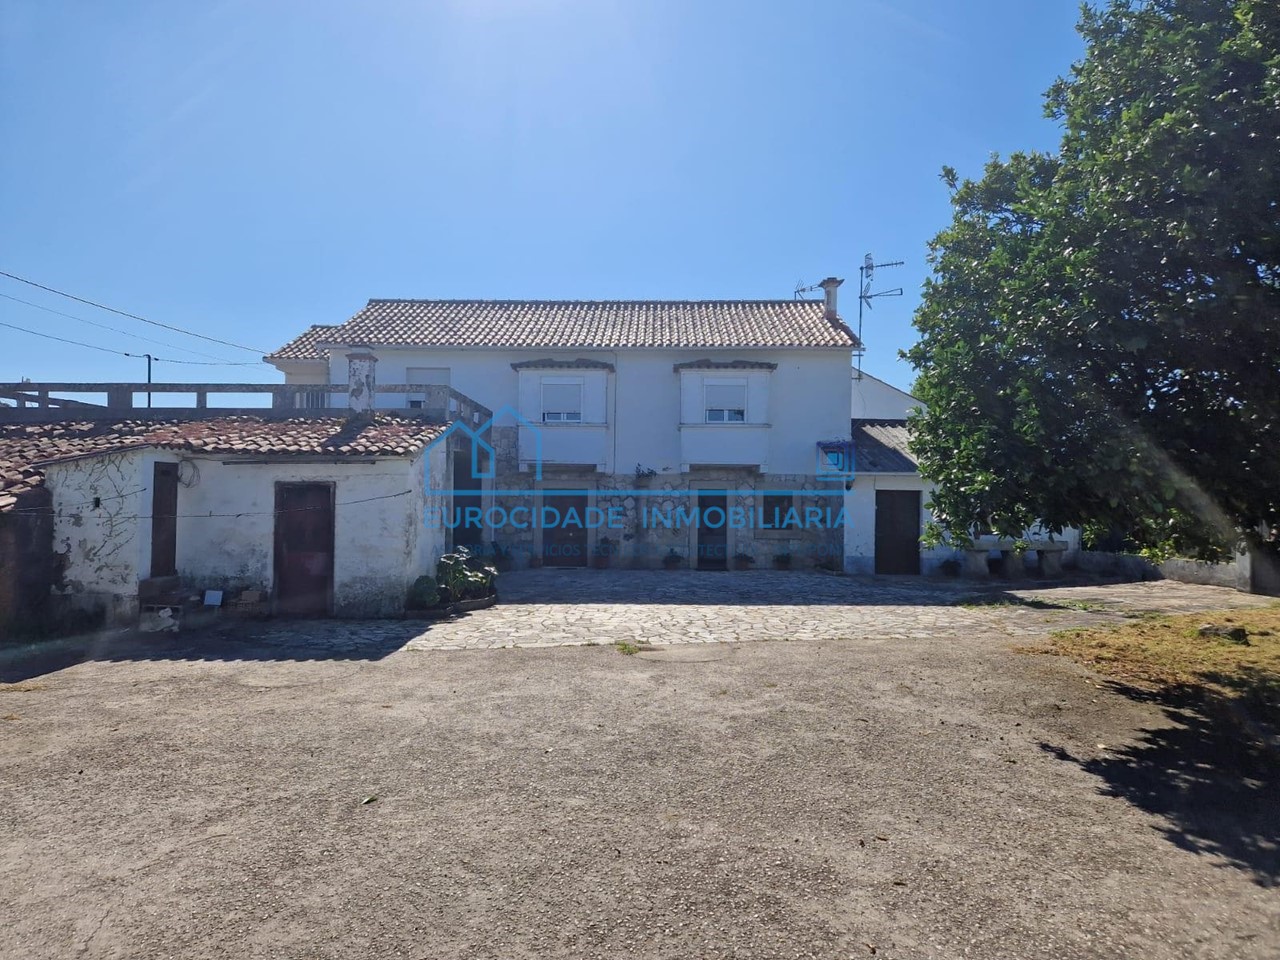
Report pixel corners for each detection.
[0,414,456,625]
[267,283,859,570]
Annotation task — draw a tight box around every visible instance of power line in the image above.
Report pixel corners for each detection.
[3,488,414,517]
[0,292,243,363]
[0,317,259,365]
[0,269,268,354]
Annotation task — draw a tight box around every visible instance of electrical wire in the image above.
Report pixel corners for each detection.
[0,269,268,354]
[0,292,245,363]
[0,317,259,366]
[3,488,414,517]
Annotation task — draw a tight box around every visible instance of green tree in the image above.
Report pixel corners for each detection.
[907,0,1280,574]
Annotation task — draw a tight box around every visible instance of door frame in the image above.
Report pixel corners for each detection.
[273,481,336,616]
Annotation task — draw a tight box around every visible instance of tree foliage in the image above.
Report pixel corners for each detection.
[907,0,1280,561]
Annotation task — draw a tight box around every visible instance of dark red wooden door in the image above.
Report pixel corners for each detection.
[150,462,179,577]
[874,489,922,575]
[696,490,728,570]
[542,491,588,567]
[274,483,335,616]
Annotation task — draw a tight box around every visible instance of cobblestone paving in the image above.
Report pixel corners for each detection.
[381,570,1274,653]
[199,572,1273,660]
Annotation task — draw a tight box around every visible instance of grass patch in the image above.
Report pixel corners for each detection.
[0,682,46,693]
[615,641,641,656]
[959,595,1108,613]
[1044,606,1280,727]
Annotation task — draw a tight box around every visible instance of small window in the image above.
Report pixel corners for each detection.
[406,367,450,409]
[705,380,746,423]
[542,379,583,423]
[762,493,799,529]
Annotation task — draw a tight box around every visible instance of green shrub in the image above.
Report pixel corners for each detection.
[406,575,441,610]
[437,547,499,601]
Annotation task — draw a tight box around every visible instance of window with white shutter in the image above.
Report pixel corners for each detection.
[704,380,746,423]
[541,379,583,422]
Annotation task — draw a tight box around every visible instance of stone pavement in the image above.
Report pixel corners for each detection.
[175,570,1273,662]
[388,569,1273,653]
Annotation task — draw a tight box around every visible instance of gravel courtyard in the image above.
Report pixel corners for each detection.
[1,573,1276,960]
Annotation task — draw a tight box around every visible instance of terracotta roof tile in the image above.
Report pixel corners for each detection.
[264,324,341,361]
[267,299,858,360]
[0,415,446,513]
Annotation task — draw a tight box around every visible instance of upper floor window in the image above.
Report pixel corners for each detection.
[406,367,450,410]
[541,378,583,423]
[704,379,746,423]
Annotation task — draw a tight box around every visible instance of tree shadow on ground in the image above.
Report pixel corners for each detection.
[0,617,443,683]
[1039,682,1280,887]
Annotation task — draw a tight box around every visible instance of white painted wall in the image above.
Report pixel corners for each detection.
[843,473,956,575]
[851,371,921,420]
[46,445,447,621]
[310,346,853,477]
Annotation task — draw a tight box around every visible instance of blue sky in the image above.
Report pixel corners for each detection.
[0,0,1084,391]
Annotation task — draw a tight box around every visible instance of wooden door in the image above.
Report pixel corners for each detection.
[696,490,728,571]
[274,483,335,616]
[150,462,179,577]
[874,489,922,575]
[452,457,484,550]
[542,490,588,567]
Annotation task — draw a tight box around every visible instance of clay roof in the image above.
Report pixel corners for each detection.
[267,299,858,359]
[851,419,919,474]
[0,415,446,513]
[265,324,341,362]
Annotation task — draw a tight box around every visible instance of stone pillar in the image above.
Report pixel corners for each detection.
[347,346,377,415]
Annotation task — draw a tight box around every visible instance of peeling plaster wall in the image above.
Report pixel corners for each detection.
[173,451,440,617]
[44,445,449,622]
[45,450,149,622]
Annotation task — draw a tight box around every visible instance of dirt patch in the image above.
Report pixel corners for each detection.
[1,581,1277,959]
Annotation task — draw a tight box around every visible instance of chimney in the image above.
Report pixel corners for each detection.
[819,277,843,322]
[346,345,377,415]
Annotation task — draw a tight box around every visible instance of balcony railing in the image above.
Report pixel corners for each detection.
[0,382,491,426]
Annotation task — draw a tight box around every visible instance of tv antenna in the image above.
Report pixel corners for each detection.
[855,253,903,379]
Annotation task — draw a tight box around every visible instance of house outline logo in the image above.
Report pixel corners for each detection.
[814,439,855,481]
[422,404,544,490]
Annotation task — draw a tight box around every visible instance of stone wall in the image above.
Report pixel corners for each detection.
[481,450,843,570]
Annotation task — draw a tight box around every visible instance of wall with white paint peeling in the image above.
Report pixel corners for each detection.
[44,445,448,621]
[46,450,149,622]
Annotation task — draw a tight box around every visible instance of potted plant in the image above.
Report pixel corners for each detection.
[661,548,683,570]
[772,552,792,570]
[593,536,615,569]
[732,551,755,571]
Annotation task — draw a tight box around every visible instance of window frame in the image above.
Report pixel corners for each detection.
[540,376,585,424]
[761,492,800,530]
[703,377,748,424]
